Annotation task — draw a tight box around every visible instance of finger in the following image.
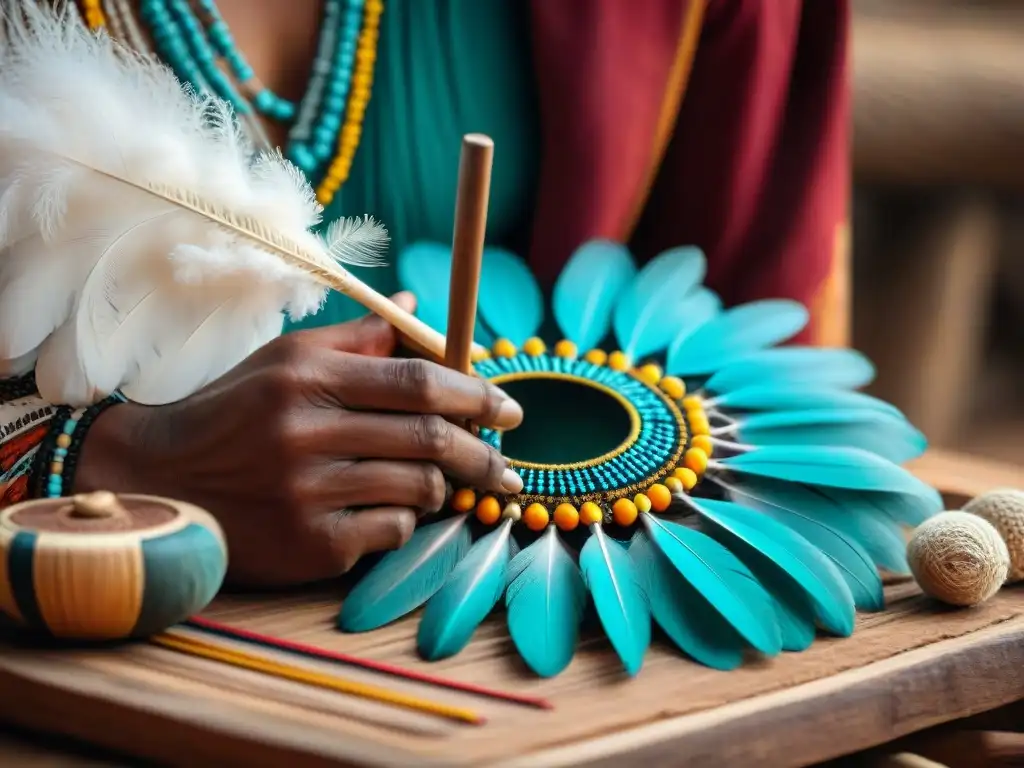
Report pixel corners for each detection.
[325,355,524,430]
[322,506,419,571]
[326,412,523,494]
[302,292,418,357]
[318,460,449,513]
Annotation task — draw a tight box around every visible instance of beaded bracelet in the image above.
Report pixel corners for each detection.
[32,395,126,499]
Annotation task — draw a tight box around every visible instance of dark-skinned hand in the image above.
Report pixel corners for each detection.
[75,292,524,586]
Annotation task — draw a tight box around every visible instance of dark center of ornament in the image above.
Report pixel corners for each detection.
[499,375,633,466]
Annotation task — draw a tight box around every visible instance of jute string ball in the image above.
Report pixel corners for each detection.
[907,511,1009,606]
[963,488,1024,583]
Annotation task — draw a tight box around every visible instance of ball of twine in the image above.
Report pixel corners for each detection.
[907,511,1009,606]
[963,488,1024,583]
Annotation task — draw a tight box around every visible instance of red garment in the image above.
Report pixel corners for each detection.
[528,0,850,344]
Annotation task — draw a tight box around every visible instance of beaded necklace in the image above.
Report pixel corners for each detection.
[79,0,382,207]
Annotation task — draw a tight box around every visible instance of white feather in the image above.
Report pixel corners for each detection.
[0,2,389,406]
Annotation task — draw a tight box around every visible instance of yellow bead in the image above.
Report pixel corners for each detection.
[673,467,699,491]
[475,496,501,525]
[49,462,63,475]
[502,502,522,522]
[689,415,711,436]
[522,337,546,356]
[470,347,491,363]
[492,338,517,358]
[553,503,580,531]
[633,493,652,514]
[452,488,476,513]
[580,501,604,525]
[584,349,607,366]
[56,434,72,449]
[660,376,686,400]
[554,340,578,359]
[664,476,684,494]
[684,447,709,475]
[612,498,638,527]
[524,503,550,532]
[690,434,714,456]
[647,483,672,512]
[636,364,662,386]
[608,351,630,371]
[682,395,704,411]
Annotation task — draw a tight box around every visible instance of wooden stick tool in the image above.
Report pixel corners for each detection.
[445,134,493,375]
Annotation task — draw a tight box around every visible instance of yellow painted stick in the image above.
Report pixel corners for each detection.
[151,632,485,726]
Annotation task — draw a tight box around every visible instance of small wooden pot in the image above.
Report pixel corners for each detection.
[0,491,227,640]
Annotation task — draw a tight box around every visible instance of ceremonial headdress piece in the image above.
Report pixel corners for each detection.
[338,242,942,677]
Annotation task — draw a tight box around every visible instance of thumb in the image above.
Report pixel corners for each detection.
[312,291,418,356]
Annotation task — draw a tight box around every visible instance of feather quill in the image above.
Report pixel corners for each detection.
[0,4,449,405]
[723,409,927,464]
[692,498,856,636]
[417,520,517,660]
[704,348,876,394]
[639,515,782,655]
[579,524,650,676]
[338,515,472,632]
[613,247,706,360]
[553,240,637,351]
[717,479,884,610]
[628,531,747,670]
[505,526,587,678]
[666,300,808,377]
[708,385,902,418]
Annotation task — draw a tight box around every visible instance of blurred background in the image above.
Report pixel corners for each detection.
[851,0,1024,466]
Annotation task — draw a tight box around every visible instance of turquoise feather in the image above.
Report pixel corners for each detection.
[797,486,910,573]
[664,518,815,651]
[613,246,706,360]
[640,515,782,655]
[819,486,941,529]
[477,247,543,346]
[506,526,587,678]
[704,348,876,394]
[730,409,928,464]
[741,558,818,651]
[693,498,856,636]
[719,446,934,497]
[666,300,809,376]
[628,531,747,670]
[337,515,471,632]
[579,524,651,676]
[552,240,637,351]
[396,242,494,346]
[710,385,903,418]
[721,481,884,611]
[664,288,724,372]
[417,520,517,661]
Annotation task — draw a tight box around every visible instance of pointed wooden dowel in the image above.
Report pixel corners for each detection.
[445,134,493,376]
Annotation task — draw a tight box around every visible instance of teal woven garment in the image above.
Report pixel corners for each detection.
[287,0,540,330]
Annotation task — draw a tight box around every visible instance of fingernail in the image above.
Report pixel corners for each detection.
[495,397,524,429]
[501,467,523,494]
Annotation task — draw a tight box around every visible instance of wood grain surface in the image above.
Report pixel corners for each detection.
[0,449,1020,767]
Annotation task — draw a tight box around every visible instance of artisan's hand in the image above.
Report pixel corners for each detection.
[75,292,524,586]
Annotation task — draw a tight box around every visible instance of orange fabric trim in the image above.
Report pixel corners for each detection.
[623,0,706,239]
[809,221,852,348]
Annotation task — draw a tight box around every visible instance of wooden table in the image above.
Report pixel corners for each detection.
[0,449,1022,768]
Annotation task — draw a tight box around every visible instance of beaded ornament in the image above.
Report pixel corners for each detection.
[338,240,943,678]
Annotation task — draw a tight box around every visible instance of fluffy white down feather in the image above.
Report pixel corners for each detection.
[0,2,387,406]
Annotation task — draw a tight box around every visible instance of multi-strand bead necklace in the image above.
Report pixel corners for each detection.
[79,0,383,206]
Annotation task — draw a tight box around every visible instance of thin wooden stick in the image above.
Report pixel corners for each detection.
[445,134,494,376]
[151,632,486,726]
[184,616,553,710]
